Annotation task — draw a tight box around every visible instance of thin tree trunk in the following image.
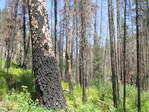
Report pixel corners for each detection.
[81,0,87,103]
[66,0,73,95]
[123,0,127,111]
[136,0,141,111]
[75,0,79,84]
[59,0,63,78]
[146,0,149,89]
[94,0,98,46]
[71,16,75,73]
[54,0,57,57]
[22,0,27,67]
[100,0,102,38]
[116,0,121,103]
[5,0,19,68]
[108,0,117,108]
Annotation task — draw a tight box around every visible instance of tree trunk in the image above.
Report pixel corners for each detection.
[54,0,57,57]
[80,0,87,103]
[116,0,121,103]
[75,0,79,84]
[65,0,73,95]
[5,0,19,68]
[123,0,127,111]
[28,0,66,110]
[108,0,117,108]
[22,0,27,67]
[146,0,149,89]
[136,0,141,111]
[59,0,63,78]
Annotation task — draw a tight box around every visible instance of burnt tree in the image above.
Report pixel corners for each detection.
[80,0,87,103]
[136,0,141,111]
[116,0,121,103]
[54,0,57,57]
[65,0,73,94]
[22,0,27,67]
[108,0,117,108]
[123,0,127,111]
[28,0,66,110]
[5,0,19,69]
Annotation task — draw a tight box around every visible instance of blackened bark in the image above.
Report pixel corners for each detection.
[22,0,27,67]
[28,0,66,110]
[136,0,141,111]
[123,0,127,111]
[108,0,117,108]
[54,0,57,57]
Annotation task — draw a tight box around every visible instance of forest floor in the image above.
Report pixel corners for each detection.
[0,60,149,112]
[0,100,13,112]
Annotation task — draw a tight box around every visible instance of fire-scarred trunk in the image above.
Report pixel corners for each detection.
[28,0,66,110]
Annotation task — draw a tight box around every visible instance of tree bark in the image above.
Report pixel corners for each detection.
[65,0,73,95]
[123,0,127,111]
[75,0,79,84]
[108,0,117,108]
[136,0,141,111]
[5,0,19,68]
[54,0,57,57]
[28,0,66,110]
[80,0,87,103]
[116,0,121,103]
[22,0,27,67]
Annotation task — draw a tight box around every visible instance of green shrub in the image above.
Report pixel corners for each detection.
[0,60,149,112]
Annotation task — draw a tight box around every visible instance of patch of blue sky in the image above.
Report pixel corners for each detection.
[0,0,5,10]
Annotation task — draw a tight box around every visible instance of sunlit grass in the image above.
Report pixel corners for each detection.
[0,61,149,112]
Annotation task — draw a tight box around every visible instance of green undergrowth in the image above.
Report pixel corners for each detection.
[0,60,35,99]
[0,60,149,112]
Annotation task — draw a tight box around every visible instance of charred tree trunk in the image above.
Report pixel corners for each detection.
[28,0,66,110]
[108,0,117,108]
[54,0,57,57]
[136,0,141,111]
[65,0,73,95]
[22,0,27,67]
[123,0,127,111]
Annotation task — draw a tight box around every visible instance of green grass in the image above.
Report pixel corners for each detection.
[0,60,35,99]
[0,60,149,112]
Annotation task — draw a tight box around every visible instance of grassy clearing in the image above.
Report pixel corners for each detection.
[0,61,149,112]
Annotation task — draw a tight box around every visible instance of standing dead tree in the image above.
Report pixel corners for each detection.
[54,0,57,57]
[108,0,117,108]
[5,0,19,69]
[123,0,127,111]
[28,0,66,110]
[65,0,73,95]
[136,0,141,111]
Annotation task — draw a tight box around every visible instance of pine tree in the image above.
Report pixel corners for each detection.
[28,0,66,110]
